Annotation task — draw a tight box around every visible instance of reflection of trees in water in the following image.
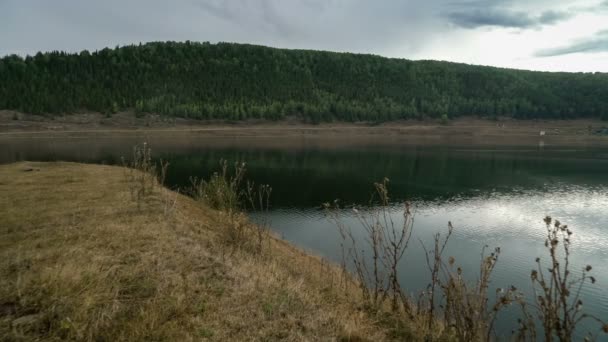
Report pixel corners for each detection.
[3,137,606,207]
[162,148,608,207]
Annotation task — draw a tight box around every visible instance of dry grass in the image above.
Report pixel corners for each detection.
[0,162,398,341]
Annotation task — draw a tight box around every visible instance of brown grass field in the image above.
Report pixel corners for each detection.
[0,162,424,341]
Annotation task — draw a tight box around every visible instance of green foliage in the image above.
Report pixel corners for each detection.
[111,101,119,114]
[1,41,607,122]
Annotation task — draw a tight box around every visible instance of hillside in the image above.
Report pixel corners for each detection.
[0,162,401,341]
[1,41,607,123]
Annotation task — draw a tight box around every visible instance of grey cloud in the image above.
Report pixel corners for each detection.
[535,30,608,56]
[192,0,297,40]
[194,1,240,23]
[446,9,535,28]
[446,8,572,29]
[538,10,572,25]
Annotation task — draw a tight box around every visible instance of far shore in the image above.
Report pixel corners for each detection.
[1,110,608,147]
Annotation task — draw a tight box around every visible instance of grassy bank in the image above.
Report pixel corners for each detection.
[0,162,401,341]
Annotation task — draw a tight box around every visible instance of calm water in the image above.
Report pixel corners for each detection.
[2,135,607,339]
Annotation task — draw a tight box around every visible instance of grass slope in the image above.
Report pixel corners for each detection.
[0,162,397,341]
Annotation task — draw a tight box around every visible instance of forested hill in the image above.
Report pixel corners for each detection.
[1,41,607,123]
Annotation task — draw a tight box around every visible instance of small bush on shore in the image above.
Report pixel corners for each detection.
[188,159,272,254]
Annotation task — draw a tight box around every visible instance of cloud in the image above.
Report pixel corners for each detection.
[446,9,533,28]
[535,30,608,56]
[191,0,299,40]
[445,8,572,29]
[538,10,572,25]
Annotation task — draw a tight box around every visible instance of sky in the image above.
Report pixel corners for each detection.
[1,0,607,72]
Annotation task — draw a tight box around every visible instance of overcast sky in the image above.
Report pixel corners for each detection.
[1,0,607,72]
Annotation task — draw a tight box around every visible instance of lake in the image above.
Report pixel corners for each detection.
[2,133,607,339]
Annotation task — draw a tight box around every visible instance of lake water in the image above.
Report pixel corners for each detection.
[1,134,607,339]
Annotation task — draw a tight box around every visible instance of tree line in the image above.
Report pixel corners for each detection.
[1,41,607,123]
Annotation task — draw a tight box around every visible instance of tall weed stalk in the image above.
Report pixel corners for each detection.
[514,216,608,342]
[327,180,607,342]
[326,178,414,314]
[121,142,169,206]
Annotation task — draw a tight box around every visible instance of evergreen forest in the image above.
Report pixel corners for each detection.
[1,41,607,123]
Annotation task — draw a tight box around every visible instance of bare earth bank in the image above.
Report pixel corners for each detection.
[1,110,607,147]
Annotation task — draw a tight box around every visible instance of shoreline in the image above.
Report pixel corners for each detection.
[2,111,608,147]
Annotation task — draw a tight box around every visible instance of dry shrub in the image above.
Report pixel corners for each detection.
[188,160,272,254]
[413,222,509,341]
[512,216,608,342]
[188,160,245,213]
[121,142,169,206]
[326,179,415,318]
